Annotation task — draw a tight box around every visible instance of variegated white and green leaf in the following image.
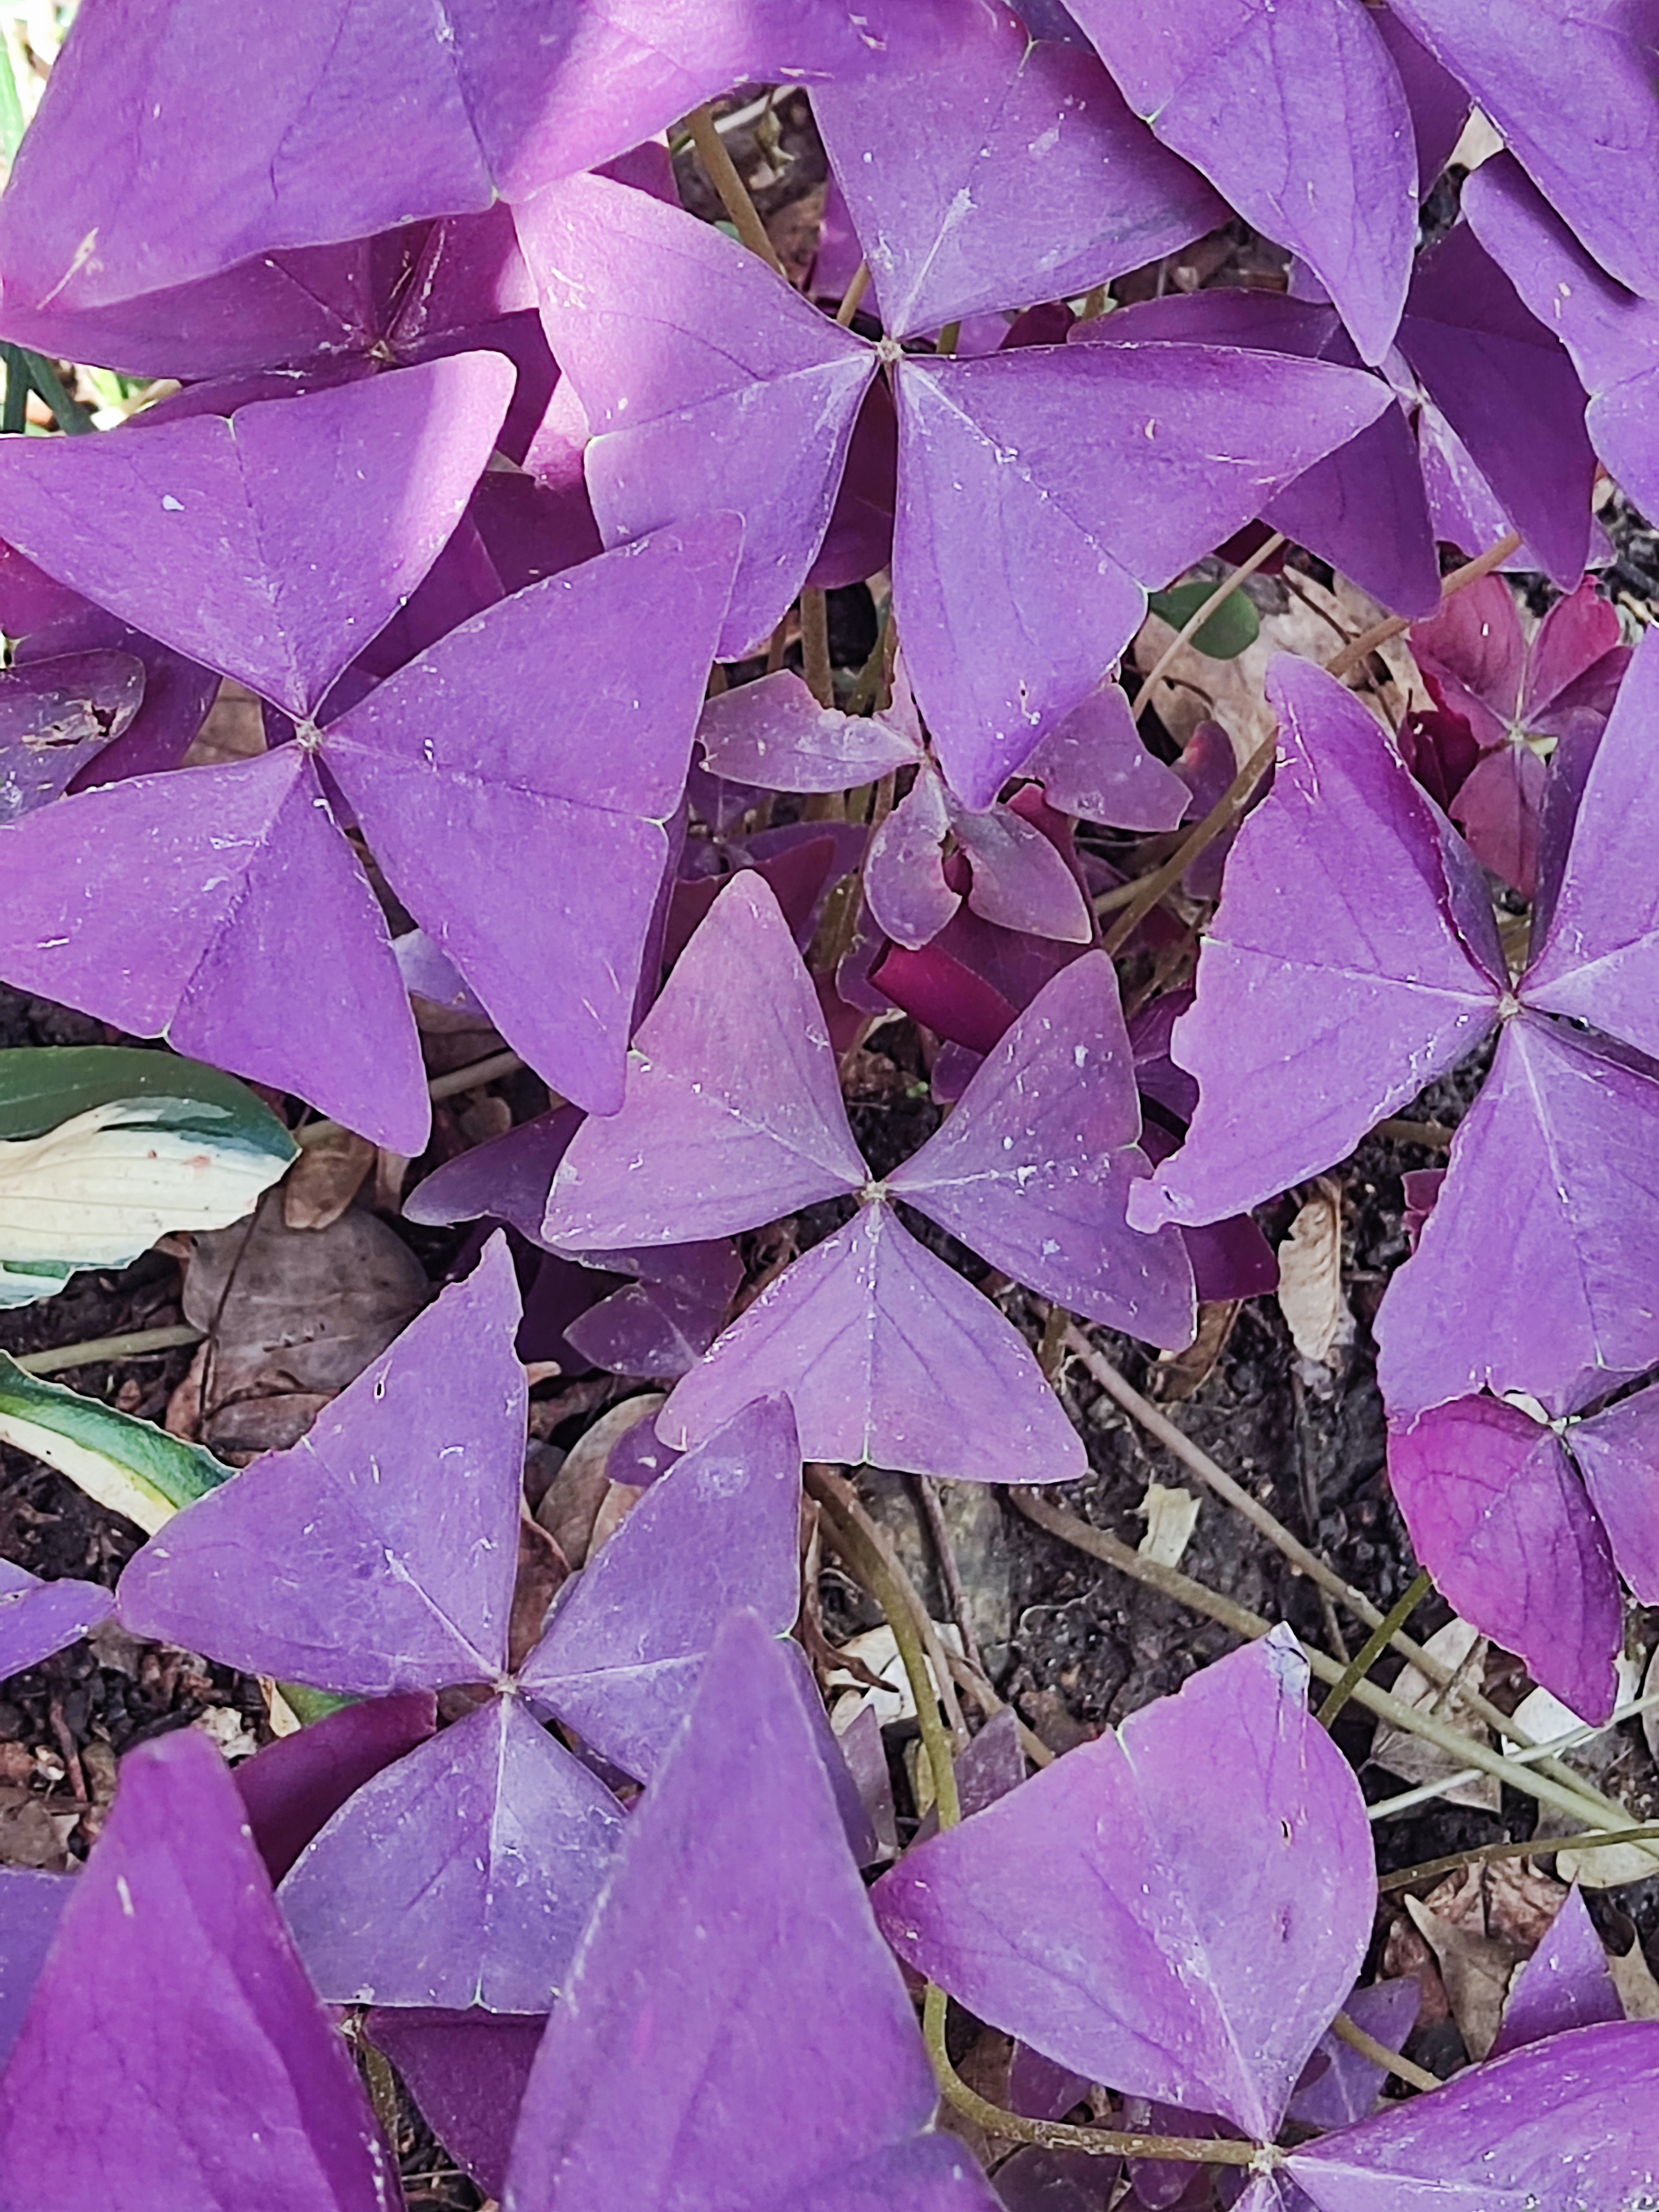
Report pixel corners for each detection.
[0,1351,232,1533]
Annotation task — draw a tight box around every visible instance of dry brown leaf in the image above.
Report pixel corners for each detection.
[535,1395,664,1568]
[281,1128,375,1232]
[1153,1299,1239,1401]
[180,1192,427,1457]
[1610,1935,1659,2021]
[1276,1178,1353,1368]
[182,677,266,768]
[1370,1619,1500,1811]
[0,1783,67,1870]
[1135,1483,1199,1570]
[1404,1890,1524,2060]
[1131,588,1338,761]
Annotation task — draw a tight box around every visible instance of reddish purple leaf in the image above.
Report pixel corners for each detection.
[890,954,1194,1345]
[0,1728,395,2211]
[519,1397,803,1781]
[1070,0,1416,362]
[520,174,879,659]
[561,1240,743,1384]
[659,1204,1087,1486]
[0,357,513,717]
[875,1629,1373,2138]
[501,1611,1000,2212]
[545,874,869,1250]
[0,1559,113,1683]
[407,1108,581,1246]
[234,1691,439,1886]
[951,792,1093,943]
[277,1694,625,2013]
[1491,1886,1621,2058]
[0,1867,66,2070]
[1286,2020,1659,2210]
[324,515,739,1117]
[367,2007,544,2200]
[118,1238,525,1696]
[813,0,1222,338]
[1133,658,1503,1233]
[1386,1395,1621,1724]
[1384,0,1659,300]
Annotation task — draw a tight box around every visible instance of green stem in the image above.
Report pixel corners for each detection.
[936,320,961,357]
[2,343,27,436]
[21,352,94,434]
[924,1985,1270,2164]
[12,1324,205,1375]
[1318,1569,1432,1726]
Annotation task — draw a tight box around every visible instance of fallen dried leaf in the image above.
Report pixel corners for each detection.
[1370,1619,1500,1812]
[1135,1482,1199,1569]
[1277,1178,1353,1368]
[281,1128,376,1232]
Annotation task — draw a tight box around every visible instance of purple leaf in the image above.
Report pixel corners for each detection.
[866,763,962,950]
[118,1237,524,1695]
[545,874,869,1250]
[874,1628,1373,2138]
[366,2007,544,2199]
[0,1728,395,2211]
[697,670,920,794]
[520,174,879,659]
[1068,0,1416,362]
[1286,2020,1659,2210]
[1491,1886,1621,2058]
[520,1398,802,1781]
[0,0,953,317]
[322,515,739,1117]
[560,1240,742,1384]
[1374,8,1470,190]
[951,792,1094,943]
[659,1203,1087,1486]
[890,954,1194,1345]
[278,1694,625,2012]
[0,745,430,1151]
[0,1558,113,1682]
[1133,657,1503,1232]
[1563,1381,1659,1605]
[1023,682,1191,833]
[1384,0,1659,300]
[895,339,1391,805]
[1462,153,1659,529]
[0,356,514,717]
[0,650,144,821]
[19,609,222,790]
[1287,1980,1421,2131]
[1386,1395,1621,1725]
[407,1108,581,1246]
[0,1867,66,2070]
[1522,627,1659,1066]
[233,1690,439,1885]
[502,1611,1000,2212]
[1392,220,1597,593]
[813,0,1222,338]
[1374,1016,1659,1418]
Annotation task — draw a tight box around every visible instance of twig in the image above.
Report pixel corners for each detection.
[12,1324,206,1375]
[1095,738,1275,955]
[1326,533,1521,680]
[800,586,834,707]
[685,105,786,276]
[834,263,872,326]
[1367,1685,1659,1822]
[1379,1825,1659,1893]
[914,1475,985,1674]
[1006,1489,1629,1837]
[1318,1569,1432,1726]
[804,1463,968,1747]
[1331,2011,1439,2095]
[1134,533,1286,720]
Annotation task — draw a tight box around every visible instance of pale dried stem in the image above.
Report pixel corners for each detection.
[1325,531,1521,680]
[1134,532,1287,719]
[685,105,786,276]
